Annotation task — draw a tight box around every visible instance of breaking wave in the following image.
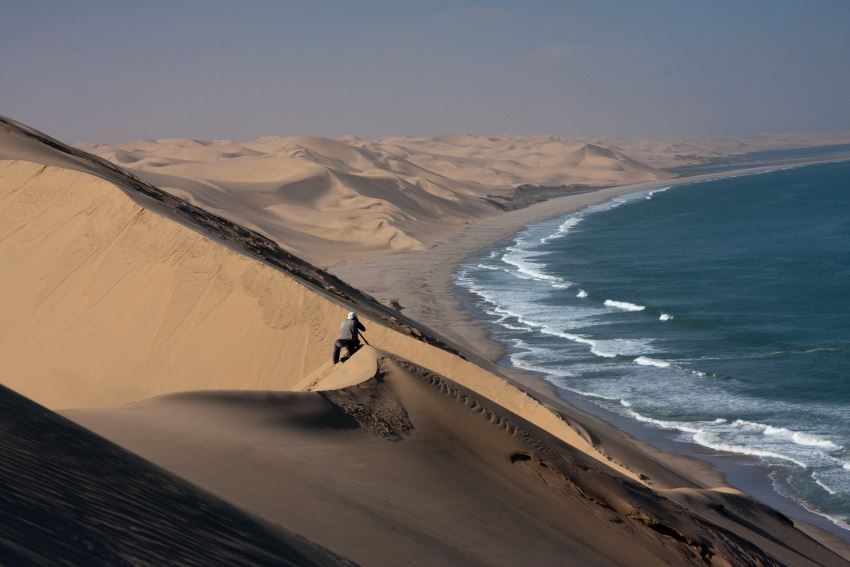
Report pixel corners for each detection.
[604,299,646,312]
[634,356,671,368]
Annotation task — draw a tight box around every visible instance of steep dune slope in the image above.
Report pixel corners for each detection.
[65,351,845,567]
[0,157,636,482]
[0,118,638,483]
[0,385,350,566]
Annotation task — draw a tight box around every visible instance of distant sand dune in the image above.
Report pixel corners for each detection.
[77,132,667,264]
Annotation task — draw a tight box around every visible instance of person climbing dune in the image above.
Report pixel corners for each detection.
[332,311,366,364]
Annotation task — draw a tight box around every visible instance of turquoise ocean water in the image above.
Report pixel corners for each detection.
[456,159,850,535]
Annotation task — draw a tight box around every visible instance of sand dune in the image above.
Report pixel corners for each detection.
[65,349,844,566]
[75,131,666,265]
[602,131,850,169]
[355,134,666,188]
[0,117,639,482]
[0,384,350,566]
[2,115,848,564]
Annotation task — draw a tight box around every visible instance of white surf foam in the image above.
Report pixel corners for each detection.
[634,356,671,368]
[501,242,571,289]
[811,472,838,495]
[625,409,701,434]
[659,313,673,321]
[561,387,621,402]
[727,420,842,450]
[540,216,584,244]
[645,186,671,200]
[576,289,588,298]
[538,326,653,359]
[604,299,646,312]
[475,263,502,271]
[770,471,850,533]
[691,430,808,468]
[763,426,841,450]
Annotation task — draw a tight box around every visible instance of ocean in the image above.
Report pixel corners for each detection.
[456,159,850,537]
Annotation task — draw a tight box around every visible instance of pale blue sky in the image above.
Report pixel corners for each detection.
[2,1,849,142]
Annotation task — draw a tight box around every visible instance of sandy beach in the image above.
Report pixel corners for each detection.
[332,158,850,556]
[331,159,846,364]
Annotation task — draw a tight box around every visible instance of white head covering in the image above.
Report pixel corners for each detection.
[347,311,357,320]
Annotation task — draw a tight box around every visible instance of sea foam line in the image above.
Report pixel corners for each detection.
[634,356,671,368]
[501,242,571,288]
[769,471,850,533]
[604,299,646,312]
[811,472,838,495]
[540,216,584,244]
[727,420,842,450]
[691,431,808,468]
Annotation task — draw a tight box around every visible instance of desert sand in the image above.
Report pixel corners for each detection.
[0,385,349,566]
[74,133,668,266]
[2,114,849,565]
[74,130,850,267]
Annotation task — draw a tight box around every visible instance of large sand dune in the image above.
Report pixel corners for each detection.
[66,349,845,566]
[76,132,666,264]
[76,129,850,266]
[0,116,634,479]
[2,115,848,565]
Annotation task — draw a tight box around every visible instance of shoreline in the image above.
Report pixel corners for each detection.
[332,157,846,365]
[333,156,850,557]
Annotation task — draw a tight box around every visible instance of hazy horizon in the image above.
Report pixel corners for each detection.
[3,0,849,143]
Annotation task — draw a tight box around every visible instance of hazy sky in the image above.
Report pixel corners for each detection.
[2,1,849,142]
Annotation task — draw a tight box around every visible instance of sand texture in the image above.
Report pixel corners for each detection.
[66,350,847,567]
[75,132,667,265]
[2,115,848,565]
[0,385,350,566]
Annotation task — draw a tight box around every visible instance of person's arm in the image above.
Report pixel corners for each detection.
[357,320,366,332]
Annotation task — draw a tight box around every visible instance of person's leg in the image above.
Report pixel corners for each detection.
[332,340,343,364]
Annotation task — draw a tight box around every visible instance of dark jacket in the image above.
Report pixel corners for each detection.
[337,318,366,342]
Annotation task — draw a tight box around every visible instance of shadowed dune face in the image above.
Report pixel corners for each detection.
[0,385,351,567]
[65,353,843,567]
